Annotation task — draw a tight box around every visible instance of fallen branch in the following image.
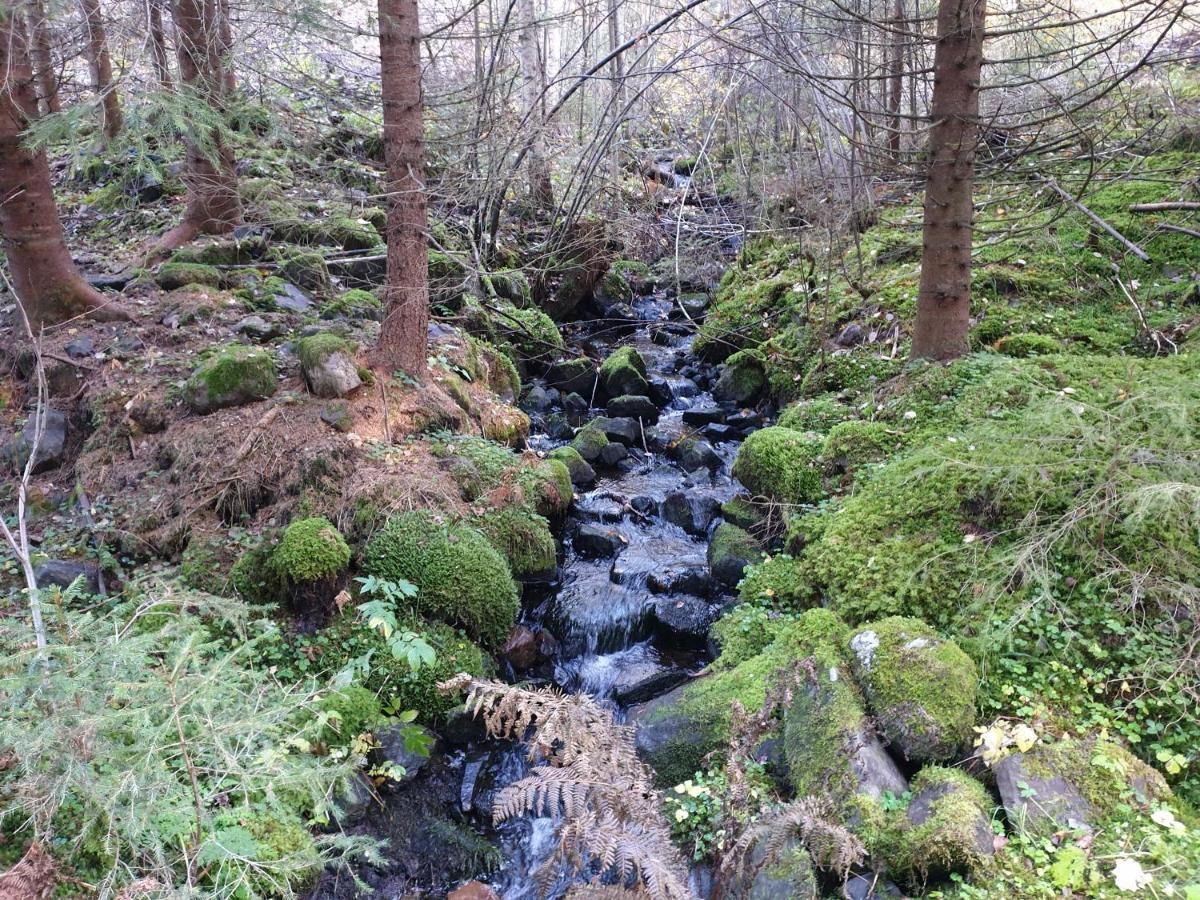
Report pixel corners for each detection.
[1044,179,1150,262]
[1128,201,1200,212]
[1157,223,1200,240]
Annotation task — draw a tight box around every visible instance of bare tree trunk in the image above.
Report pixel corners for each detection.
[606,0,623,213]
[518,0,553,209]
[911,0,985,361]
[23,0,59,114]
[79,0,123,140]
[0,9,126,327]
[153,0,242,253]
[886,0,904,157]
[148,0,174,92]
[217,0,236,94]
[374,0,430,380]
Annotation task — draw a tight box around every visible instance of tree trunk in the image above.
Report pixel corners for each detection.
[23,0,59,114]
[373,0,429,380]
[606,0,624,213]
[79,0,123,140]
[148,0,174,92]
[0,9,126,327]
[217,0,236,94]
[518,0,552,209]
[911,0,985,361]
[154,0,242,252]
[886,0,904,158]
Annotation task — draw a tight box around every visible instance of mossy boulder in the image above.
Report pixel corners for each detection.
[599,266,633,303]
[271,516,351,584]
[732,426,824,504]
[548,445,596,487]
[156,261,223,290]
[495,302,563,365]
[598,346,649,398]
[522,458,574,518]
[884,767,995,884]
[847,617,977,763]
[481,405,530,447]
[570,422,611,463]
[719,496,765,531]
[707,522,761,586]
[737,554,817,611]
[183,344,278,414]
[297,333,362,398]
[471,505,557,581]
[322,288,381,320]
[712,351,766,404]
[486,269,532,304]
[546,356,597,395]
[279,251,332,296]
[821,420,899,472]
[995,332,1060,358]
[362,511,519,648]
[321,215,381,251]
[777,397,855,433]
[230,540,286,605]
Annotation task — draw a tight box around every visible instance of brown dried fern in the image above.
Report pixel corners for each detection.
[439,674,696,900]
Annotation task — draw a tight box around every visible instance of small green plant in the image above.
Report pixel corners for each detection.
[334,576,435,683]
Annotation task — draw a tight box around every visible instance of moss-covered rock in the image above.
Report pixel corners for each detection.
[995,332,1060,358]
[548,445,596,487]
[183,344,278,414]
[486,269,532,304]
[884,766,995,884]
[157,261,223,290]
[737,554,817,611]
[383,621,492,722]
[521,458,574,518]
[279,250,332,296]
[711,604,800,670]
[847,617,977,763]
[322,215,381,251]
[732,426,824,504]
[777,397,855,433]
[719,496,765,531]
[296,332,362,398]
[230,540,286,605]
[362,511,519,647]
[270,516,351,584]
[322,288,381,320]
[713,350,766,404]
[495,302,563,365]
[707,522,762,586]
[598,346,649,398]
[821,420,899,472]
[471,505,557,580]
[481,405,530,447]
[599,265,633,303]
[569,422,610,462]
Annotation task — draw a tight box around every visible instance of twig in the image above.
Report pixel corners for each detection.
[1128,201,1200,212]
[1044,179,1150,262]
[1157,223,1200,239]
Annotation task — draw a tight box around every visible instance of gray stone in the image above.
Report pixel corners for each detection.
[522,385,553,412]
[682,404,725,426]
[371,724,436,789]
[646,564,714,597]
[320,402,353,432]
[272,282,314,313]
[713,357,766,404]
[573,523,626,558]
[4,408,67,474]
[599,442,628,466]
[232,315,282,342]
[994,750,1096,835]
[547,358,597,396]
[66,335,95,359]
[837,322,867,347]
[34,559,101,594]
[652,595,719,646]
[606,395,659,421]
[596,415,641,446]
[673,437,721,471]
[660,492,719,536]
[333,772,377,827]
[302,349,362,398]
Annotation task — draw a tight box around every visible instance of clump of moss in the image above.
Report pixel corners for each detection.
[801,352,903,397]
[322,288,381,319]
[279,250,332,296]
[183,344,278,414]
[713,349,767,404]
[157,261,222,290]
[848,617,977,762]
[707,522,762,586]
[481,405,530,447]
[296,332,355,370]
[471,505,557,579]
[230,541,286,604]
[570,423,610,462]
[486,269,531,304]
[995,332,1060,358]
[362,511,519,647]
[737,554,817,610]
[711,603,800,670]
[547,445,593,485]
[321,216,381,251]
[598,346,649,397]
[884,766,995,884]
[520,458,573,518]
[496,303,563,363]
[777,397,855,433]
[317,685,383,745]
[719,496,765,532]
[210,809,321,895]
[732,426,824,504]
[821,420,900,472]
[270,517,351,584]
[600,266,633,303]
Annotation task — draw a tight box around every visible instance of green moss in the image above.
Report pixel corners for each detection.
[521,458,573,518]
[209,810,321,895]
[848,617,977,762]
[384,620,492,722]
[432,435,521,499]
[777,398,856,433]
[296,332,355,370]
[470,505,557,578]
[156,262,222,290]
[711,603,800,670]
[601,267,633,302]
[321,215,381,251]
[496,302,563,362]
[317,685,383,745]
[732,426,824,504]
[884,766,994,884]
[184,344,278,413]
[719,496,765,531]
[821,420,900,471]
[322,288,381,319]
[707,522,761,585]
[737,554,818,611]
[362,511,519,647]
[278,250,332,296]
[570,423,610,461]
[270,517,350,583]
[547,445,591,483]
[485,269,532,304]
[801,352,903,397]
[428,249,466,281]
[181,539,231,596]
[714,350,766,403]
[230,542,287,604]
[598,346,648,396]
[995,332,1060,358]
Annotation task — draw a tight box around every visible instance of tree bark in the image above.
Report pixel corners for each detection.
[0,9,126,327]
[911,0,986,361]
[79,0,123,140]
[216,0,236,94]
[606,0,624,213]
[886,0,904,158]
[518,0,553,209]
[373,0,429,380]
[154,0,242,253]
[23,0,59,114]
[148,0,174,92]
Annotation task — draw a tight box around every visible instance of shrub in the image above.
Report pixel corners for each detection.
[361,511,519,647]
[732,426,824,505]
[316,685,383,745]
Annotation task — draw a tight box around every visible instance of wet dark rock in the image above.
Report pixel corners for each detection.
[547,357,597,396]
[647,564,714,598]
[994,750,1095,835]
[682,404,725,426]
[577,495,624,522]
[573,523,626,558]
[501,624,556,671]
[837,322,867,346]
[232,315,282,342]
[669,377,700,399]
[522,385,553,412]
[272,282,314,313]
[647,377,674,406]
[332,772,376,827]
[676,292,709,319]
[459,751,491,812]
[595,415,641,446]
[371,724,436,790]
[599,442,629,466]
[660,492,719,536]
[562,391,590,426]
[652,595,718,646]
[713,356,766,405]
[3,408,68,474]
[703,422,739,443]
[34,559,101,594]
[427,321,456,341]
[726,409,763,431]
[606,395,659,421]
[845,874,904,900]
[614,665,689,706]
[714,835,817,900]
[673,437,721,472]
[708,522,760,585]
[442,705,489,746]
[66,335,96,358]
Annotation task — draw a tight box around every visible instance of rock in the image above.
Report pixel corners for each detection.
[34,559,101,594]
[3,408,68,474]
[371,724,436,789]
[606,394,659,421]
[128,398,167,434]
[837,322,867,346]
[595,415,641,446]
[647,377,673,406]
[442,705,489,746]
[569,424,609,462]
[660,492,719,536]
[271,282,314,313]
[547,357,597,396]
[682,404,725,426]
[726,409,763,431]
[459,751,491,812]
[630,495,657,516]
[676,292,709,319]
[333,772,376,827]
[184,345,278,414]
[448,883,499,900]
[707,522,760,585]
[573,523,626,558]
[547,446,596,487]
[673,437,722,472]
[646,564,714,597]
[993,749,1096,836]
[320,402,353,432]
[65,335,95,358]
[703,422,739,443]
[847,617,977,763]
[599,347,649,398]
[522,385,553,412]
[614,666,689,706]
[713,353,766,404]
[599,442,628,466]
[232,315,282,342]
[501,624,550,671]
[280,252,333,296]
[652,595,719,646]
[844,875,903,900]
[886,767,995,882]
[562,391,589,426]
[713,836,818,900]
[298,333,362,398]
[578,495,624,522]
